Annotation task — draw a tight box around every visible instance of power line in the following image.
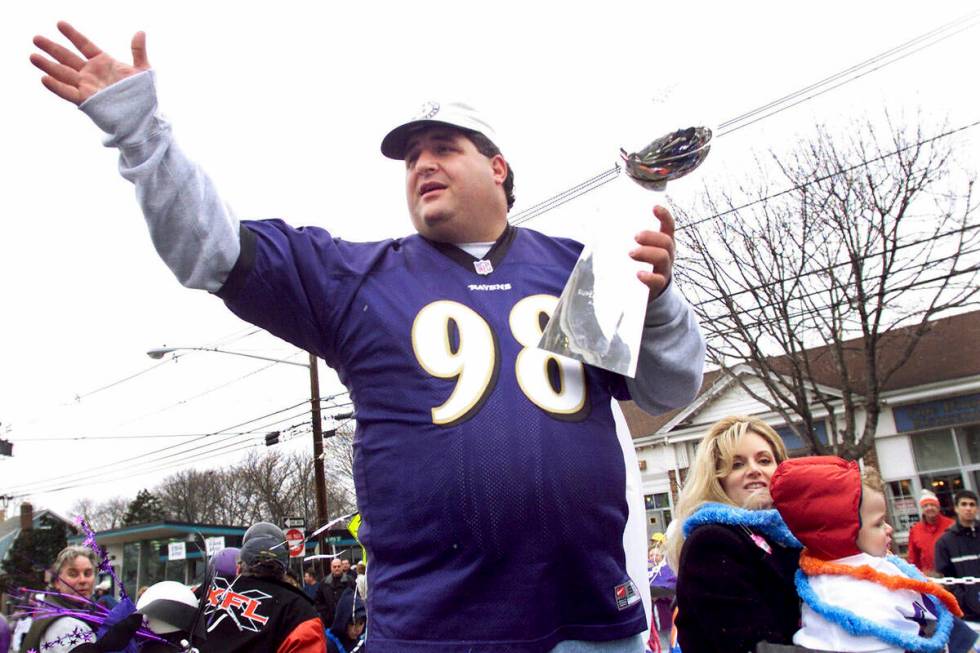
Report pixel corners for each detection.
[717,21,980,137]
[8,394,348,443]
[210,327,265,348]
[9,428,266,497]
[8,431,260,442]
[8,401,358,499]
[689,248,980,336]
[68,328,269,404]
[506,12,979,228]
[682,224,980,309]
[67,358,174,404]
[112,355,302,428]
[509,165,621,226]
[11,14,976,499]
[3,397,315,493]
[702,264,980,341]
[7,423,275,497]
[717,9,980,135]
[6,397,355,496]
[508,115,977,235]
[13,440,264,498]
[10,327,273,435]
[678,119,980,232]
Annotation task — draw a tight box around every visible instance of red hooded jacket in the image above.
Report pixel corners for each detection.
[770,456,863,560]
[907,512,954,573]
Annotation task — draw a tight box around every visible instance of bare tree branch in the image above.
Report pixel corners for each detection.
[675,115,979,459]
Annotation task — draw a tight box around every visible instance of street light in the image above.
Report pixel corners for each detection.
[147,345,337,566]
[146,346,309,368]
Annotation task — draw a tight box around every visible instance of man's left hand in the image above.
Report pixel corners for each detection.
[630,205,675,299]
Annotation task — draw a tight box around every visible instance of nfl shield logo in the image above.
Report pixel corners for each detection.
[473,259,493,275]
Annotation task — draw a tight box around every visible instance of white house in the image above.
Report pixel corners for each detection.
[622,310,980,551]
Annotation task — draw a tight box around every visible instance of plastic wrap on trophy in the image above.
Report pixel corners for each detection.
[539,126,713,376]
[538,245,636,376]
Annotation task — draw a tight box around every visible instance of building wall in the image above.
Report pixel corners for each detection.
[633,379,980,558]
[695,376,773,425]
[878,390,980,547]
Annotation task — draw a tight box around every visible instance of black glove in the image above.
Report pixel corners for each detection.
[69,613,143,653]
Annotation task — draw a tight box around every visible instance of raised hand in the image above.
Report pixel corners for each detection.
[31,21,149,106]
[630,205,676,298]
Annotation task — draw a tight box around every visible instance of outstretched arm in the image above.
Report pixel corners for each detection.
[31,23,240,293]
[31,21,149,105]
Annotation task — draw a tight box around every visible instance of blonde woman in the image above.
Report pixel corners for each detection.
[668,416,802,653]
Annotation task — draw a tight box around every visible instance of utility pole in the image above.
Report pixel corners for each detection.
[146,346,344,572]
[309,353,328,575]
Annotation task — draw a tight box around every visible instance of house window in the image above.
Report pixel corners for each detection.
[885,479,919,532]
[776,422,830,454]
[645,491,673,540]
[956,425,980,465]
[644,492,670,510]
[912,429,959,470]
[909,427,978,515]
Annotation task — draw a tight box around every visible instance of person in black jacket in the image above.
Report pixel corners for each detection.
[325,588,366,653]
[934,489,980,621]
[314,558,355,628]
[200,522,325,653]
[669,416,801,653]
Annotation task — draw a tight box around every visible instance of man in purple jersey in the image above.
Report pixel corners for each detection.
[32,22,706,653]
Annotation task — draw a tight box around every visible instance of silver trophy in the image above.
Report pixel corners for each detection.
[538,127,712,377]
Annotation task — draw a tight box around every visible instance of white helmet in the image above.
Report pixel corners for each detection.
[136,580,201,636]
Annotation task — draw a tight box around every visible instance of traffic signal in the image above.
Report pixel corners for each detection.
[265,431,281,446]
[323,411,355,438]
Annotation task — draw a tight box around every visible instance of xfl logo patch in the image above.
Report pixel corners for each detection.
[205,577,271,632]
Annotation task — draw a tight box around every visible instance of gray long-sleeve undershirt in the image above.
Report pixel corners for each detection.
[80,70,705,415]
[81,71,239,292]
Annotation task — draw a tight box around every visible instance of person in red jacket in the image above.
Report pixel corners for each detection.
[907,489,954,575]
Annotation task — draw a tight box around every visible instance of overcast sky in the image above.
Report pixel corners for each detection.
[2,1,978,518]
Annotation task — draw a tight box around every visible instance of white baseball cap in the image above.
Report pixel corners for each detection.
[381,100,498,160]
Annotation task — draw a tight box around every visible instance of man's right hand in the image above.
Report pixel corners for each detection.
[31,21,149,106]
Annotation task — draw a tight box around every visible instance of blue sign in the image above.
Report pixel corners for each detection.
[894,393,980,432]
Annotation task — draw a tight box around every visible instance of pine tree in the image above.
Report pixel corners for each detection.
[0,515,70,593]
[123,489,166,525]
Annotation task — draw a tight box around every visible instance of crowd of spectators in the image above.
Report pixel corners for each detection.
[2,524,366,653]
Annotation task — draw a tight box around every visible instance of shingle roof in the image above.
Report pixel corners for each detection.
[0,509,77,563]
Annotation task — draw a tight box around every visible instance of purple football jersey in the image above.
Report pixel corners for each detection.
[218,220,645,651]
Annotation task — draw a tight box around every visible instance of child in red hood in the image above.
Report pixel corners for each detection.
[771,456,969,653]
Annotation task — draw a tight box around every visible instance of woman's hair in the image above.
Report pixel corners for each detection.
[50,545,99,582]
[667,416,788,568]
